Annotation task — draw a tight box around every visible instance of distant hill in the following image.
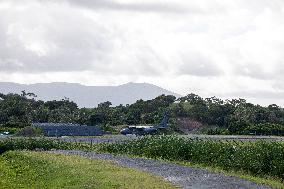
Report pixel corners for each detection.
[0,82,181,108]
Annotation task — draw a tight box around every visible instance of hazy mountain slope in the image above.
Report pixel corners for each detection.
[0,82,181,108]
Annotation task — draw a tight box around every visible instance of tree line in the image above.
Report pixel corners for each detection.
[0,91,284,135]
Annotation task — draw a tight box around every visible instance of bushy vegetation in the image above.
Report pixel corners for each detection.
[98,135,284,180]
[0,138,78,154]
[172,95,284,135]
[0,151,175,189]
[244,123,284,136]
[0,127,19,134]
[0,92,174,131]
[1,91,284,135]
[15,126,43,137]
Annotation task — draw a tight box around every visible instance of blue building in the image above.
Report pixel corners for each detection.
[33,123,103,137]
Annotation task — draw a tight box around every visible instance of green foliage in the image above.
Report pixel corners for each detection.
[244,123,284,136]
[16,126,43,137]
[98,135,284,180]
[0,92,175,133]
[0,138,76,154]
[2,121,31,128]
[0,93,80,126]
[0,127,19,134]
[100,123,116,133]
[175,94,284,135]
[0,151,175,189]
[1,90,284,135]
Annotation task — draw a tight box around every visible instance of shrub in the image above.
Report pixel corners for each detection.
[0,127,19,134]
[244,123,284,136]
[0,138,74,154]
[16,126,43,137]
[2,121,31,128]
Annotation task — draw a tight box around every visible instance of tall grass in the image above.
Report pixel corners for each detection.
[0,138,78,154]
[98,135,284,180]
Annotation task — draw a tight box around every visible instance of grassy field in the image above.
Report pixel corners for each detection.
[0,151,176,189]
[2,136,283,188]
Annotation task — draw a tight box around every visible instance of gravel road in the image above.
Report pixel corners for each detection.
[51,150,272,189]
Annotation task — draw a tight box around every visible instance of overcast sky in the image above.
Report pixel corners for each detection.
[1,0,284,106]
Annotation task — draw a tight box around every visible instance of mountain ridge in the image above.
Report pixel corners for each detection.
[0,82,181,108]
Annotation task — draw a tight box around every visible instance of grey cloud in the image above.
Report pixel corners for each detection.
[101,45,164,76]
[244,0,284,13]
[272,79,284,91]
[131,47,164,76]
[0,7,114,73]
[214,90,284,107]
[233,63,273,80]
[234,60,284,81]
[178,53,223,77]
[0,3,165,76]
[66,0,191,14]
[68,0,282,15]
[0,38,110,73]
[222,90,284,100]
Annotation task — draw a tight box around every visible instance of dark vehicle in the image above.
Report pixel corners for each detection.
[120,113,169,135]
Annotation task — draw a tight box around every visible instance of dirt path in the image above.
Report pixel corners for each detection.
[51,150,272,189]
